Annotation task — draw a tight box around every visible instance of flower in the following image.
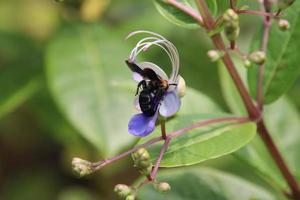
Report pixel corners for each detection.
[125,31,184,137]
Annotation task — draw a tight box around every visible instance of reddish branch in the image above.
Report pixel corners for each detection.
[192,0,300,198]
[237,9,279,18]
[92,116,247,170]
[257,1,272,110]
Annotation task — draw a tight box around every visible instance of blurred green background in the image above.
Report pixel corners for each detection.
[0,0,299,199]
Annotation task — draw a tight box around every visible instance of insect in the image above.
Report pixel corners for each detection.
[126,60,176,117]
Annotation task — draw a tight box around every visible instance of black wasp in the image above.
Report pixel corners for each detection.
[126,60,176,117]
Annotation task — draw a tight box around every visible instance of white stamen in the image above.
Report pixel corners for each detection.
[126,30,180,83]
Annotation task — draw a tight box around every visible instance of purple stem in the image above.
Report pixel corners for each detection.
[257,1,272,110]
[150,138,171,180]
[92,116,247,170]
[237,10,278,18]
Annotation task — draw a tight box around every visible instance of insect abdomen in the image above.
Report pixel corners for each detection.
[139,91,158,117]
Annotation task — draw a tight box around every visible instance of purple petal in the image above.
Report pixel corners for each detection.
[132,72,143,82]
[128,112,158,137]
[159,92,181,117]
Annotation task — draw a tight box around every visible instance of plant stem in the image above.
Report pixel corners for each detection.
[160,120,167,140]
[169,116,248,138]
[195,0,300,198]
[92,116,246,170]
[150,138,171,180]
[257,1,272,110]
[236,9,278,18]
[230,0,235,9]
[257,120,300,198]
[93,136,163,170]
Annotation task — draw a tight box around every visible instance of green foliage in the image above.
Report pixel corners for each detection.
[153,0,199,29]
[142,117,256,167]
[138,88,256,167]
[153,0,217,28]
[138,167,275,200]
[2,0,300,199]
[237,97,300,189]
[0,32,42,119]
[248,1,300,104]
[46,23,137,156]
[220,54,300,190]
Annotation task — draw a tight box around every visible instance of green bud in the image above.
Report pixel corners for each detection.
[249,51,266,65]
[72,157,94,177]
[114,184,132,198]
[131,148,152,175]
[207,50,224,62]
[278,19,290,31]
[223,9,240,42]
[155,182,171,193]
[278,0,295,10]
[244,59,252,69]
[223,9,239,23]
[125,195,136,200]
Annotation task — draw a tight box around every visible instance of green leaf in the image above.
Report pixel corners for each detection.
[46,23,137,156]
[0,32,42,119]
[153,0,217,29]
[179,87,222,115]
[148,120,255,167]
[153,0,199,29]
[248,2,300,104]
[28,81,83,147]
[138,167,275,200]
[236,97,300,189]
[137,89,255,167]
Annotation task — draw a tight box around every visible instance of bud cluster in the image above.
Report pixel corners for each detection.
[72,157,94,177]
[223,9,240,42]
[249,51,266,65]
[131,148,153,176]
[114,184,136,200]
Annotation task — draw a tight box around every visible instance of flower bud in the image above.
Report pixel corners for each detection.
[278,0,295,10]
[207,50,224,62]
[125,195,136,200]
[131,148,152,175]
[244,59,252,69]
[72,157,94,177]
[155,182,171,193]
[177,75,186,98]
[249,51,266,65]
[278,19,290,31]
[223,9,240,42]
[114,184,132,198]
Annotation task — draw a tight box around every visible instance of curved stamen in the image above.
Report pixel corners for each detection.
[126,30,180,83]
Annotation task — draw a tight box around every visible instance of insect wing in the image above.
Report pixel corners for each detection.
[125,60,144,76]
[142,68,161,82]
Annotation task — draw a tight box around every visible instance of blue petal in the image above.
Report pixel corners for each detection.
[128,112,158,137]
[159,91,181,117]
